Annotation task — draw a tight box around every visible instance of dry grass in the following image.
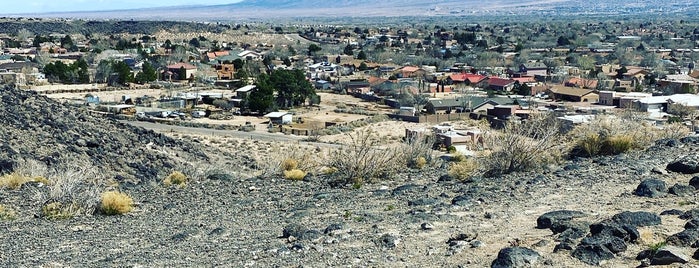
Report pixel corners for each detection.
[281,158,299,171]
[0,172,33,190]
[42,202,81,220]
[413,156,427,169]
[329,129,403,183]
[164,171,188,187]
[100,191,134,215]
[448,158,479,181]
[0,205,17,221]
[283,169,307,180]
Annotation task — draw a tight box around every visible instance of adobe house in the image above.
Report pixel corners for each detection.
[548,86,599,103]
[166,62,197,81]
[519,62,548,76]
[214,63,235,80]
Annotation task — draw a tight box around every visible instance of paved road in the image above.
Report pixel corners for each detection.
[123,120,340,148]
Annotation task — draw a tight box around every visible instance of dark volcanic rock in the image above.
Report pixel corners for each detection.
[651,246,690,265]
[206,173,235,181]
[690,176,699,190]
[669,184,694,196]
[377,234,399,249]
[668,155,699,174]
[491,247,540,268]
[536,210,587,230]
[661,209,684,216]
[666,229,699,247]
[611,211,661,227]
[572,240,616,265]
[680,209,699,220]
[451,195,471,206]
[408,198,438,206]
[633,179,667,197]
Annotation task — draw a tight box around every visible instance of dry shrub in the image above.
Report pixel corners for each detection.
[329,129,402,183]
[100,191,134,215]
[0,172,33,190]
[413,156,427,169]
[0,205,16,220]
[164,171,188,186]
[42,202,81,220]
[402,133,435,169]
[448,158,479,181]
[41,162,103,216]
[283,169,307,180]
[281,158,299,171]
[481,113,565,177]
[569,113,690,157]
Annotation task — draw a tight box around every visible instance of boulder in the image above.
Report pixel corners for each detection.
[491,247,541,268]
[651,246,690,265]
[660,209,684,216]
[572,243,615,266]
[680,209,699,220]
[377,233,399,249]
[669,184,695,196]
[680,136,699,144]
[451,195,471,206]
[666,229,699,247]
[207,173,235,181]
[633,179,667,197]
[689,176,699,190]
[281,224,319,240]
[611,211,661,227]
[536,210,587,230]
[408,198,438,206]
[686,218,699,230]
[667,155,699,174]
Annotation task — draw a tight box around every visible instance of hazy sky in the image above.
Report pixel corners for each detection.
[7,0,242,14]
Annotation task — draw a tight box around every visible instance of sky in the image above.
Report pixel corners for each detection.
[6,0,242,14]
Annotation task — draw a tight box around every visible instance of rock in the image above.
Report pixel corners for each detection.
[680,209,699,220]
[282,224,307,239]
[451,195,471,206]
[685,218,699,230]
[651,246,690,265]
[680,136,699,144]
[633,179,667,197]
[611,211,661,227]
[0,159,16,174]
[661,209,684,216]
[207,173,235,181]
[668,155,699,174]
[656,138,680,147]
[694,248,699,260]
[553,242,574,252]
[690,176,699,190]
[669,184,694,196]
[572,242,615,265]
[581,235,627,254]
[323,223,343,234]
[420,222,434,230]
[651,166,668,175]
[377,234,399,249]
[491,247,540,268]
[408,198,438,206]
[392,184,420,195]
[666,229,699,247]
[550,220,588,235]
[557,227,587,242]
[470,240,484,248]
[536,210,587,230]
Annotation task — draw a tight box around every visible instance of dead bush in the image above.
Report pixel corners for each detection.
[100,191,134,215]
[281,158,299,171]
[402,134,435,169]
[283,169,307,180]
[37,162,102,217]
[481,113,566,177]
[42,202,81,220]
[0,205,17,221]
[164,171,188,187]
[448,158,479,181]
[0,172,33,190]
[328,130,402,183]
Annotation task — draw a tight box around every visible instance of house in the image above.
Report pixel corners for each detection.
[446,73,487,87]
[634,94,699,113]
[658,74,698,94]
[314,80,332,90]
[204,51,230,62]
[398,66,426,78]
[564,77,598,89]
[487,105,520,120]
[265,112,293,125]
[487,77,516,92]
[214,63,235,80]
[548,86,599,103]
[598,91,651,108]
[235,85,257,99]
[165,62,197,81]
[344,79,371,94]
[424,96,514,114]
[237,50,263,61]
[519,62,548,76]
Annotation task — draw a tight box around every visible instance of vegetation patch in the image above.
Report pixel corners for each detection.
[283,169,307,180]
[42,202,81,220]
[164,171,188,187]
[0,205,17,221]
[100,191,134,215]
[448,158,479,182]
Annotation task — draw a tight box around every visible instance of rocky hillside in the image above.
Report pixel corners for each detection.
[1,90,699,267]
[0,85,213,184]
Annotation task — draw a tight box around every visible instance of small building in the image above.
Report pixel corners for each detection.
[548,86,599,103]
[235,85,257,99]
[265,112,293,125]
[165,62,198,81]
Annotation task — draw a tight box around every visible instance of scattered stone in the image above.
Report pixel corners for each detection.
[690,176,699,190]
[666,229,699,247]
[667,155,699,174]
[323,223,343,234]
[377,234,399,249]
[207,173,234,181]
[611,211,661,227]
[392,184,419,195]
[420,222,434,230]
[491,247,540,268]
[661,209,684,216]
[408,198,438,206]
[451,195,471,206]
[669,184,694,196]
[633,179,667,198]
[572,242,615,265]
[536,210,587,230]
[532,240,548,248]
[553,242,574,253]
[651,246,690,265]
[651,166,667,175]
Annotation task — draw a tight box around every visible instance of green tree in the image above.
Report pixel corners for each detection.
[135,62,157,84]
[248,74,275,113]
[357,50,367,60]
[308,44,322,56]
[112,61,134,85]
[343,44,354,56]
[270,69,316,108]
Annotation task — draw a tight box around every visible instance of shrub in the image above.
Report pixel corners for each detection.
[283,169,306,180]
[451,152,467,162]
[412,156,427,169]
[164,171,188,186]
[0,205,16,221]
[448,158,479,181]
[602,135,633,155]
[329,130,401,184]
[42,202,80,220]
[0,172,33,190]
[100,191,134,215]
[447,145,457,153]
[281,158,299,171]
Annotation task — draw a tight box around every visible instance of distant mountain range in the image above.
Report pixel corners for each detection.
[9,0,699,21]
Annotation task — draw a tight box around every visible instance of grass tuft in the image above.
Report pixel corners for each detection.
[164,171,188,187]
[283,169,306,180]
[100,191,134,215]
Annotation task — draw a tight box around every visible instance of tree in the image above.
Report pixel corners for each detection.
[343,44,354,56]
[178,66,187,81]
[358,62,368,71]
[270,69,315,108]
[615,66,628,79]
[557,36,571,46]
[248,73,275,114]
[188,38,201,48]
[517,83,532,96]
[283,57,292,66]
[135,62,157,84]
[112,61,134,85]
[308,44,322,56]
[357,50,367,60]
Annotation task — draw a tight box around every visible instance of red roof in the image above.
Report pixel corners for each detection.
[488,77,515,87]
[511,77,535,84]
[401,66,421,73]
[167,62,197,70]
[449,73,486,84]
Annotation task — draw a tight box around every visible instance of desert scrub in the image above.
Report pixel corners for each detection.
[283,169,307,180]
[164,171,188,187]
[281,158,299,171]
[448,158,479,181]
[42,202,81,220]
[0,172,33,190]
[0,205,17,221]
[410,156,427,169]
[100,191,134,215]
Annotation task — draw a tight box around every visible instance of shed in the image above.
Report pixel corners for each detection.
[264,112,293,125]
